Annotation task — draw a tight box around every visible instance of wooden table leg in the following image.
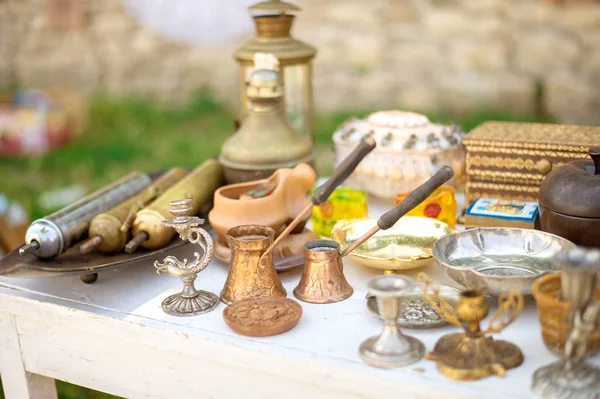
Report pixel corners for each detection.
[0,312,58,399]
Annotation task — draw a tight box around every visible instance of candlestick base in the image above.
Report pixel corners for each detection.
[162,290,220,317]
[532,361,600,399]
[359,332,424,368]
[427,333,523,380]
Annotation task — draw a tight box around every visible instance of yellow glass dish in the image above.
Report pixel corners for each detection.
[395,185,457,227]
[311,187,368,237]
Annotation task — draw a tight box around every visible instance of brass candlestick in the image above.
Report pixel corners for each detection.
[532,248,600,398]
[418,273,524,380]
[359,275,425,368]
[532,303,600,398]
[154,199,219,317]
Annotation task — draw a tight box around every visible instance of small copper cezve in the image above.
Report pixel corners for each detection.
[222,296,303,337]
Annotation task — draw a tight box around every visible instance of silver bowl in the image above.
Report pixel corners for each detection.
[433,228,576,295]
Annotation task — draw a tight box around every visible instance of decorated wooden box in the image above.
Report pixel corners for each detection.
[463,121,600,204]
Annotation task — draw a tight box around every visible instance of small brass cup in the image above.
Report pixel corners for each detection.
[456,290,489,325]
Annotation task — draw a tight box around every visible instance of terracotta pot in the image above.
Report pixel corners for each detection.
[208,163,317,241]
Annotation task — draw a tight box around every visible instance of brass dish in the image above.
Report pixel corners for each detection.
[222,296,303,337]
[433,228,576,295]
[332,216,455,273]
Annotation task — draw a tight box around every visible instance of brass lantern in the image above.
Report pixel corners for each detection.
[235,0,317,140]
[219,66,315,183]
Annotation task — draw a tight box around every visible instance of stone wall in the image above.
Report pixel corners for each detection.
[1,0,599,124]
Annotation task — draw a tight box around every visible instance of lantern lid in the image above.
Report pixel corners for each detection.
[249,0,301,14]
[234,15,316,64]
[235,0,316,65]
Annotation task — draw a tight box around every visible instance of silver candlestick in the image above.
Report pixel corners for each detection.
[532,248,600,398]
[359,275,425,368]
[154,199,219,317]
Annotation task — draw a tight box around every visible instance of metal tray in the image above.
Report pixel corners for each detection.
[366,282,461,329]
[0,238,188,281]
[0,169,199,283]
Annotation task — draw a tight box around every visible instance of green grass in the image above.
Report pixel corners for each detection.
[1,91,233,219]
[0,92,552,398]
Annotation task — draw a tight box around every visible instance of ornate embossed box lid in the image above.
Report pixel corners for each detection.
[463,122,600,151]
[539,149,600,218]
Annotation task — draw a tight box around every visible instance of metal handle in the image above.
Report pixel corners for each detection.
[590,147,600,176]
[339,165,454,258]
[483,290,524,335]
[377,165,454,230]
[417,272,462,328]
[311,136,376,206]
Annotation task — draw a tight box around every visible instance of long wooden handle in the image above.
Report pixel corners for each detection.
[262,137,376,261]
[378,165,454,230]
[311,136,376,206]
[339,165,454,257]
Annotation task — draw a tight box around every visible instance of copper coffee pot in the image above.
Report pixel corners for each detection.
[221,136,377,304]
[294,165,455,304]
[220,225,284,305]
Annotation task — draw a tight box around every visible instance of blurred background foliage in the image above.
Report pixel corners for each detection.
[0,89,551,220]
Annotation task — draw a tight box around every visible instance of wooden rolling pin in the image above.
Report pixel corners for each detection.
[125,159,224,253]
[80,167,189,254]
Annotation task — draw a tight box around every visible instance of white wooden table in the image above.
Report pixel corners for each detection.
[0,197,598,399]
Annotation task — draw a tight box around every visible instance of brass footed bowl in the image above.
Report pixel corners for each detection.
[332,217,455,271]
